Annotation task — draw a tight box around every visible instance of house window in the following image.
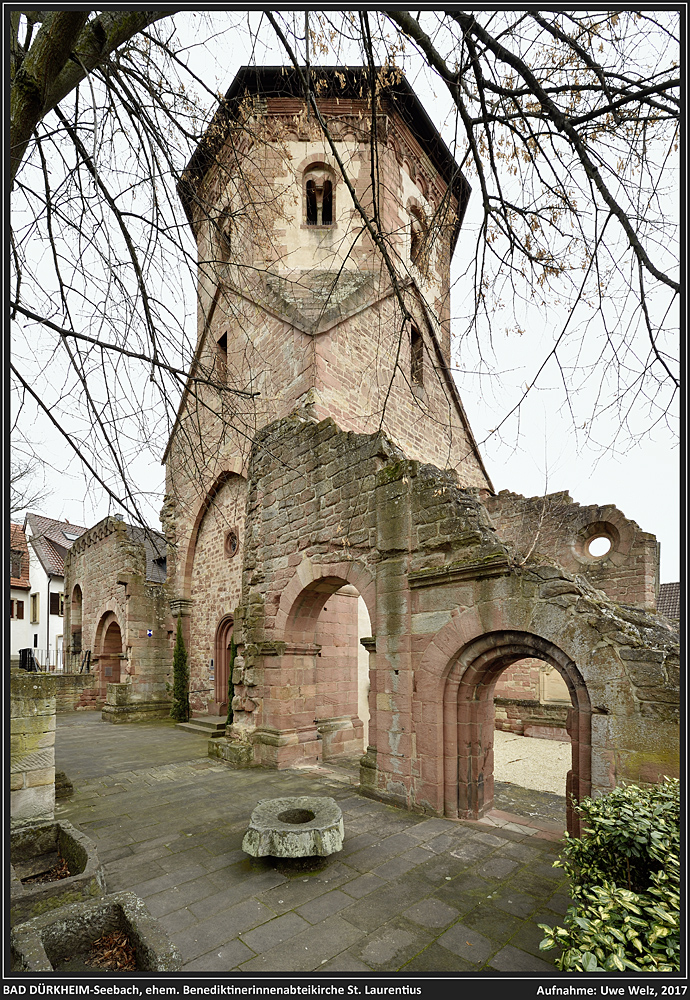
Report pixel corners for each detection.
[411,326,424,386]
[304,166,335,227]
[10,549,22,578]
[10,599,24,620]
[30,593,40,623]
[50,592,65,616]
[10,600,14,619]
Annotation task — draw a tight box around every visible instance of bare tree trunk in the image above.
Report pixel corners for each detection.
[10,9,178,183]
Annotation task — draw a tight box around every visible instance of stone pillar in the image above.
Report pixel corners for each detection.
[252,642,321,768]
[372,460,415,808]
[566,705,591,838]
[10,669,57,827]
[170,597,193,650]
[359,636,378,789]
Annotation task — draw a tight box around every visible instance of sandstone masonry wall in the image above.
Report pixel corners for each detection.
[64,518,173,719]
[493,658,570,738]
[186,475,246,715]
[53,673,101,713]
[226,416,678,833]
[484,490,659,609]
[11,670,56,825]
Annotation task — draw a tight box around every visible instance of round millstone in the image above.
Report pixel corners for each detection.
[242,796,344,858]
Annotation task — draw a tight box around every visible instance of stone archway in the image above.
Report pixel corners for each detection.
[97,615,123,699]
[230,559,377,768]
[443,630,591,836]
[281,563,377,760]
[213,615,234,717]
[282,575,368,764]
[70,585,83,660]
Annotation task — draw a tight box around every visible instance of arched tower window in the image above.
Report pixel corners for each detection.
[216,331,227,384]
[410,208,427,267]
[411,326,424,386]
[214,206,233,261]
[304,165,335,227]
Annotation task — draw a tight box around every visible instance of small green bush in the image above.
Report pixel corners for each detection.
[226,635,236,726]
[170,616,190,723]
[540,779,679,973]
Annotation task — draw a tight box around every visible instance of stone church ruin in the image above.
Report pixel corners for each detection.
[65,67,678,836]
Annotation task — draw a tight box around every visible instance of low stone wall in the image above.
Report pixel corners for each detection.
[494,697,570,741]
[101,682,172,723]
[11,669,57,826]
[53,673,102,712]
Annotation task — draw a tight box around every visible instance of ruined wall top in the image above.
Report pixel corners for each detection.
[483,489,660,611]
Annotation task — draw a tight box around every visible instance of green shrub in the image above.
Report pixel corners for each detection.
[170,616,190,723]
[226,635,235,726]
[539,779,679,973]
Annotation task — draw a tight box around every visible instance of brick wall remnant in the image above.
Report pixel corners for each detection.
[63,518,173,723]
[483,490,659,610]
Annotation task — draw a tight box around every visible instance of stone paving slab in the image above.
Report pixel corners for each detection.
[354,917,434,971]
[54,712,571,973]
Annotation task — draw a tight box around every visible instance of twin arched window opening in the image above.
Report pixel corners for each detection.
[304,166,335,226]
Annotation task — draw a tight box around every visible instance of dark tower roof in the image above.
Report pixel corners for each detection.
[179,65,471,238]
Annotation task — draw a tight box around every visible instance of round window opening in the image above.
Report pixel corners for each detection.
[587,535,612,558]
[225,530,239,559]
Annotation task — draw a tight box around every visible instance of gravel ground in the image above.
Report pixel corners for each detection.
[493,731,571,795]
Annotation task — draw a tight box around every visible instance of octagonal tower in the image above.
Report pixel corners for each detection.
[163,66,492,718]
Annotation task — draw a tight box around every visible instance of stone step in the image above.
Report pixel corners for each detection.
[175,716,227,738]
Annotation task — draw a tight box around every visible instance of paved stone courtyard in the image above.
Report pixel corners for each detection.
[55,713,572,974]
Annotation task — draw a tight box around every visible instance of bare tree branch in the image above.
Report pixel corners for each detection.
[10,9,180,182]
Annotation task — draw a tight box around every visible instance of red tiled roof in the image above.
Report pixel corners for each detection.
[657,582,680,620]
[25,513,87,545]
[10,522,30,589]
[24,513,87,578]
[30,535,68,576]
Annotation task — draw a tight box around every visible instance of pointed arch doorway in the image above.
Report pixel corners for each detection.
[212,616,234,718]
